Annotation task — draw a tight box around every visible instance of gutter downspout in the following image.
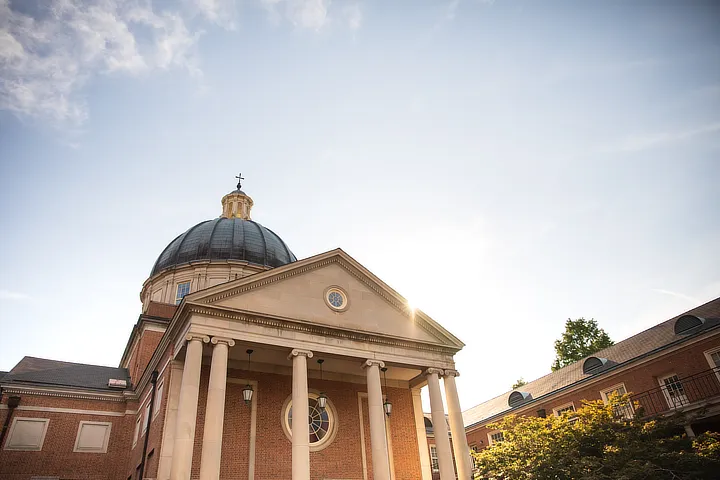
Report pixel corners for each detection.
[0,395,20,448]
[138,371,158,480]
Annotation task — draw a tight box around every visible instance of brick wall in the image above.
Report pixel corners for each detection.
[467,336,720,450]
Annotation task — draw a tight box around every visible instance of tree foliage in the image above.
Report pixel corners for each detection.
[512,378,527,390]
[472,395,720,480]
[552,318,614,371]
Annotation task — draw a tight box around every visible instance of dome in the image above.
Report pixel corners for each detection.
[150,217,297,277]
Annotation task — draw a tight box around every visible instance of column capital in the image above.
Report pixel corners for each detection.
[288,348,313,360]
[443,369,460,378]
[362,359,385,369]
[210,336,235,347]
[186,334,210,343]
[424,367,444,377]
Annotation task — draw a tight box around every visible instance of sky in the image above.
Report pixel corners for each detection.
[0,0,719,413]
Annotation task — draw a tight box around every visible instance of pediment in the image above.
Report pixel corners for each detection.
[185,249,463,349]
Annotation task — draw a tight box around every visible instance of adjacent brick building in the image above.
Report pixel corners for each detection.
[460,296,720,467]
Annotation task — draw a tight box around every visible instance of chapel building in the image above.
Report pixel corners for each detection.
[0,182,472,480]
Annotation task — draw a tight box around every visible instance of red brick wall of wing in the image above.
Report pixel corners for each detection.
[466,336,720,451]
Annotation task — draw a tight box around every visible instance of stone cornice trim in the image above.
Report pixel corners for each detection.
[187,304,458,355]
[0,405,128,417]
[0,384,127,402]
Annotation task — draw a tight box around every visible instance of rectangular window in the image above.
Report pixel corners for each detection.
[153,380,164,419]
[704,347,720,383]
[470,444,480,469]
[4,418,50,451]
[488,431,504,445]
[553,402,576,417]
[142,402,151,435]
[659,373,689,408]
[175,281,191,304]
[133,417,142,448]
[600,383,633,419]
[430,445,439,472]
[73,421,112,453]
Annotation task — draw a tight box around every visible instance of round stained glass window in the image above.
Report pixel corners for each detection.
[324,287,348,311]
[283,393,337,451]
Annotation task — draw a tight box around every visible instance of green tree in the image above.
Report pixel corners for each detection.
[472,395,720,480]
[552,318,614,371]
[511,378,526,390]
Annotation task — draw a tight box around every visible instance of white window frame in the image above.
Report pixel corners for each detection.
[73,421,112,454]
[142,402,151,435]
[175,281,191,304]
[429,445,439,472]
[552,402,576,417]
[600,382,633,419]
[487,430,504,445]
[132,416,142,448]
[658,372,690,408]
[153,379,165,419]
[4,417,50,451]
[704,346,720,382]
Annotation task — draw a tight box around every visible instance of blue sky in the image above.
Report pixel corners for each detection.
[1,0,719,411]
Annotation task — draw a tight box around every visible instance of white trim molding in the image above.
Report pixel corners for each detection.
[4,417,50,451]
[73,421,112,454]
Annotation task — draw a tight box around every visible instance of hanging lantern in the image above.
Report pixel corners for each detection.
[243,384,254,404]
[317,359,327,410]
[243,349,254,406]
[381,367,391,417]
[383,398,392,417]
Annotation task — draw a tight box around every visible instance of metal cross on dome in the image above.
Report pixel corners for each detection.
[235,173,244,189]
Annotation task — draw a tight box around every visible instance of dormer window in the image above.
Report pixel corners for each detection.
[508,391,532,407]
[583,357,609,375]
[175,282,190,304]
[674,315,705,335]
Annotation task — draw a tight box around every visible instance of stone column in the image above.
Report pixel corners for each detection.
[364,359,391,480]
[289,349,313,480]
[411,388,433,480]
[170,334,209,480]
[443,370,472,480]
[426,368,455,480]
[199,337,235,480]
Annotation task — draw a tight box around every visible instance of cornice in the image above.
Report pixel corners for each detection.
[0,384,127,403]
[186,304,458,355]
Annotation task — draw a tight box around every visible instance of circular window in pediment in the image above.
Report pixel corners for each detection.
[281,392,337,451]
[324,286,349,312]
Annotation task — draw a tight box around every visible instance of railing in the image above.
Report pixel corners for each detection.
[615,367,720,418]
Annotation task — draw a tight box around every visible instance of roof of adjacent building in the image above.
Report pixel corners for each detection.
[150,217,297,277]
[1,356,130,391]
[462,297,720,428]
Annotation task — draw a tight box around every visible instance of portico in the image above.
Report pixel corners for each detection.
[155,249,470,480]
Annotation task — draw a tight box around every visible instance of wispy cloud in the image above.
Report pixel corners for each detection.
[0,0,202,125]
[652,288,698,304]
[603,122,720,153]
[262,0,329,30]
[0,290,31,301]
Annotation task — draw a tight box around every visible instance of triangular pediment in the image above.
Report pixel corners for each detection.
[185,249,463,349]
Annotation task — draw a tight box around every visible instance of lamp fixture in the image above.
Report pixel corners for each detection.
[243,349,254,405]
[317,359,328,410]
[381,367,392,417]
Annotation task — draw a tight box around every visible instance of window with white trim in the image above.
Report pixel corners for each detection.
[488,430,504,445]
[4,418,49,451]
[153,380,164,419]
[600,383,633,419]
[175,281,191,304]
[73,421,112,453]
[704,347,720,382]
[470,444,480,469]
[658,373,689,408]
[553,402,576,416]
[132,417,142,448]
[430,445,439,472]
[142,402,151,435]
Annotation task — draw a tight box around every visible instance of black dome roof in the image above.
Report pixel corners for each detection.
[151,217,297,277]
